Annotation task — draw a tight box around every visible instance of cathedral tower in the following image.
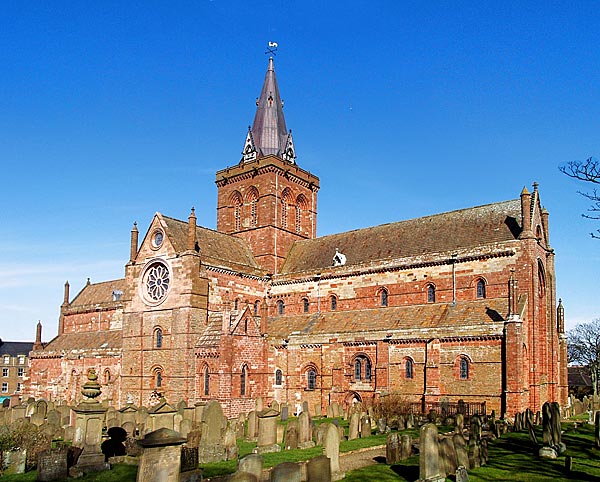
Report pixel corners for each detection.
[216,58,319,274]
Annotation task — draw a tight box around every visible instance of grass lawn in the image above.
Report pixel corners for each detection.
[2,421,599,481]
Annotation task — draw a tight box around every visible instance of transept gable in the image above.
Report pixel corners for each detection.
[135,213,178,262]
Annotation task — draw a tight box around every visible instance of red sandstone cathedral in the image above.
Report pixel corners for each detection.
[27,58,568,418]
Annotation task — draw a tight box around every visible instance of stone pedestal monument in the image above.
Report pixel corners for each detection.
[71,369,109,473]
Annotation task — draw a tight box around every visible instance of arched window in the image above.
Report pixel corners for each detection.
[277,300,285,315]
[275,369,283,386]
[353,355,372,381]
[103,369,111,384]
[246,187,259,228]
[155,328,163,348]
[234,299,239,310]
[380,288,388,307]
[296,194,307,234]
[231,191,242,232]
[427,284,436,303]
[241,365,248,396]
[476,279,486,299]
[330,295,337,311]
[459,357,469,380]
[281,188,293,229]
[203,366,210,396]
[302,298,309,313]
[254,300,260,316]
[307,368,317,390]
[154,369,163,388]
[405,359,414,379]
[538,260,546,298]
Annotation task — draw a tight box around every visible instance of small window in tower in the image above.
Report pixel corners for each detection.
[476,279,486,299]
[275,369,283,386]
[427,284,436,303]
[155,328,163,348]
[330,295,337,311]
[303,298,309,313]
[277,300,285,315]
[204,366,210,396]
[155,370,163,388]
[254,300,260,316]
[234,299,239,310]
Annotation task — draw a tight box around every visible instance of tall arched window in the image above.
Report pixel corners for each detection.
[154,369,163,388]
[330,295,337,311]
[427,284,436,303]
[405,359,414,379]
[296,194,307,234]
[231,191,243,232]
[275,369,283,386]
[103,369,111,384]
[307,368,317,390]
[277,300,285,315]
[281,188,293,229]
[380,288,388,307]
[234,299,239,310]
[302,298,309,313]
[155,328,163,348]
[241,365,247,396]
[246,187,259,228]
[459,357,469,380]
[354,359,362,380]
[203,366,210,396]
[254,300,260,316]
[476,279,486,299]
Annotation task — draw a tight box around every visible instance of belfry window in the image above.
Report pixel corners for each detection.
[476,279,486,299]
[277,300,285,315]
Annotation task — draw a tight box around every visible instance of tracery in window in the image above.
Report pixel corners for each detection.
[144,262,170,303]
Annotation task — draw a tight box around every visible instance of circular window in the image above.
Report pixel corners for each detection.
[142,262,170,304]
[152,230,164,249]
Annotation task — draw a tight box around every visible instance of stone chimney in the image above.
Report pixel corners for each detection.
[130,222,139,262]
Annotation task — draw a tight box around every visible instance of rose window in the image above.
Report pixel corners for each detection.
[145,263,170,302]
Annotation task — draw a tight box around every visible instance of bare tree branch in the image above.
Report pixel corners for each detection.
[568,319,600,395]
[560,157,600,238]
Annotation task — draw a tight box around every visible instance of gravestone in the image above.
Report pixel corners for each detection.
[418,423,445,482]
[386,432,401,464]
[180,446,199,472]
[270,461,301,482]
[348,413,360,440]
[37,447,69,482]
[238,453,263,480]
[198,400,227,463]
[224,426,239,460]
[307,454,331,482]
[455,413,464,434]
[323,423,344,480]
[257,408,281,453]
[281,406,289,422]
[137,428,187,482]
[455,465,469,482]
[3,448,26,475]
[284,420,299,450]
[229,473,258,482]
[440,436,458,475]
[377,417,386,434]
[247,410,258,440]
[401,434,412,460]
[298,411,314,448]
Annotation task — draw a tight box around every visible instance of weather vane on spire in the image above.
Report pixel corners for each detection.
[265,41,278,56]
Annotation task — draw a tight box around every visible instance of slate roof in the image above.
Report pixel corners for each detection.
[35,330,122,353]
[0,341,34,357]
[69,279,126,307]
[267,298,507,339]
[162,216,264,276]
[280,200,522,274]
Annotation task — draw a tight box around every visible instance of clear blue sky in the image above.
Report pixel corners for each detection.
[1,2,599,341]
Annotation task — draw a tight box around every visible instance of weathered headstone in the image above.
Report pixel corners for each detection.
[440,436,458,475]
[137,428,187,482]
[224,426,239,460]
[298,411,314,448]
[323,423,344,480]
[247,410,258,440]
[37,447,69,482]
[281,406,289,422]
[455,465,469,482]
[418,423,445,482]
[257,408,281,453]
[198,400,227,463]
[307,454,331,482]
[401,434,412,460]
[455,413,464,434]
[3,448,26,475]
[238,453,263,480]
[348,413,360,440]
[270,461,302,482]
[453,433,469,470]
[386,432,401,464]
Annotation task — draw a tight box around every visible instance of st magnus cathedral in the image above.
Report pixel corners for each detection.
[26,58,568,418]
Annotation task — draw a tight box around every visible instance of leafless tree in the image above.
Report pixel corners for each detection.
[560,157,600,238]
[568,318,600,396]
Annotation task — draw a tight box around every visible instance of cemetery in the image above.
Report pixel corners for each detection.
[1,374,600,481]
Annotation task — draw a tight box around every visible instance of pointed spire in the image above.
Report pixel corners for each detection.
[130,222,139,262]
[188,207,197,251]
[33,321,42,350]
[247,57,295,163]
